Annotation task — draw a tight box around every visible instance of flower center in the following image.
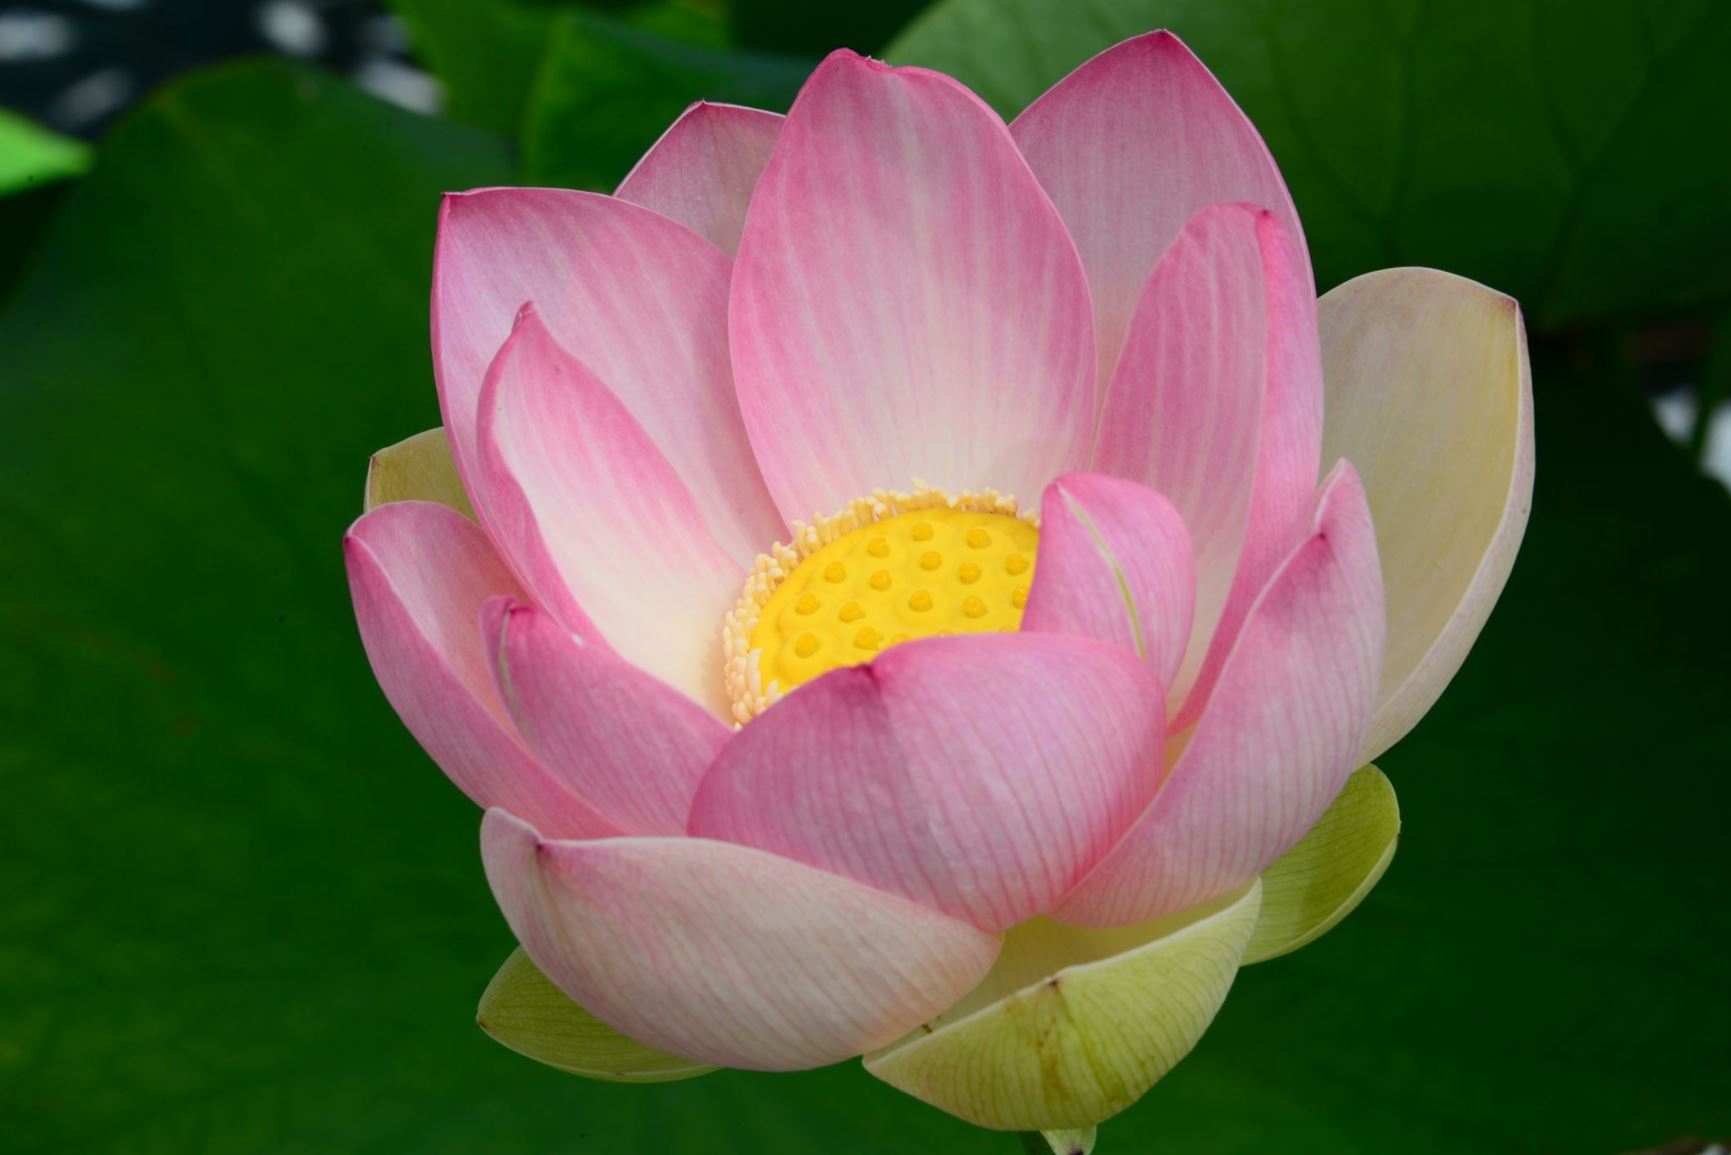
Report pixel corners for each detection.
[724,486,1040,723]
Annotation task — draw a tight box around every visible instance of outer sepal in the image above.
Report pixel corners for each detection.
[1245,764,1400,964]
[363,427,473,517]
[478,948,716,1083]
[864,882,1262,1131]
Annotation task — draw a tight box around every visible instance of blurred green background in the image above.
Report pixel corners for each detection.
[3,1,1728,1152]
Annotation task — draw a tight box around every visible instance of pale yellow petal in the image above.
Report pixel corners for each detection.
[476,948,716,1084]
[864,883,1261,1131]
[363,426,474,518]
[1244,764,1400,964]
[1319,268,1534,761]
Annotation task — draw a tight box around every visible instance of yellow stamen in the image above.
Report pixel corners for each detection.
[722,483,1039,723]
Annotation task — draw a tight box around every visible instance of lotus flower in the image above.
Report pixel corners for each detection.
[343,31,1532,1139]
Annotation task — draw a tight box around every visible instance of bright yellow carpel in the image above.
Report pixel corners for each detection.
[723,488,1039,722]
[755,507,1037,691]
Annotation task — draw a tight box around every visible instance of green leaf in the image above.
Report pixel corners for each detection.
[889,0,1731,327]
[0,105,83,304]
[0,108,90,197]
[522,9,809,192]
[0,180,72,305]
[478,949,716,1082]
[389,0,750,149]
[625,0,734,51]
[1243,764,1400,965]
[389,0,560,137]
[729,0,929,55]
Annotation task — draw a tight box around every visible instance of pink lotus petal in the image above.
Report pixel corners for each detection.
[1022,472,1196,690]
[1093,205,1323,725]
[475,305,741,717]
[433,187,781,564]
[485,600,730,836]
[688,633,1164,933]
[1052,462,1384,927]
[1012,30,1304,398]
[615,101,783,257]
[343,502,619,840]
[482,809,1001,1070]
[730,50,1096,523]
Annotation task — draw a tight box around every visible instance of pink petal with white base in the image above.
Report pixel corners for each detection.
[433,188,780,563]
[1022,472,1196,688]
[730,50,1096,523]
[689,633,1164,933]
[343,501,619,840]
[1052,463,1384,928]
[476,305,741,717]
[1093,205,1322,725]
[487,600,730,836]
[615,102,782,257]
[482,809,1001,1071]
[1012,30,1304,396]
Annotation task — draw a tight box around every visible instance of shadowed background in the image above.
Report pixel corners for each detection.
[2,1,1728,1152]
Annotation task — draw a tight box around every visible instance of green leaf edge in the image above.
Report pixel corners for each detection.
[0,108,92,196]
